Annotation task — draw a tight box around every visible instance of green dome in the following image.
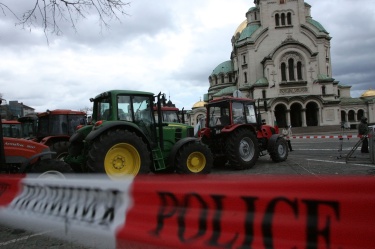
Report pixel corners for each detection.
[238,24,261,41]
[307,18,328,34]
[211,60,233,76]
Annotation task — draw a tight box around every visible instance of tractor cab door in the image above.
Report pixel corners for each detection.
[131,95,157,142]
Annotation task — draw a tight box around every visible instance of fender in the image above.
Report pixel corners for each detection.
[168,137,199,167]
[85,121,153,146]
[267,134,282,152]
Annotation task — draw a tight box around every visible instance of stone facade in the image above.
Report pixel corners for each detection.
[203,0,374,128]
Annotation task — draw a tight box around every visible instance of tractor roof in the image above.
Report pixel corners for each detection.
[208,96,255,104]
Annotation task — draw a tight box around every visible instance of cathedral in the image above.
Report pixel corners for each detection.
[188,0,374,129]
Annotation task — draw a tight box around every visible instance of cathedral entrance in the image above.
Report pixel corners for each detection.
[274,104,287,128]
[290,103,302,127]
[305,102,319,126]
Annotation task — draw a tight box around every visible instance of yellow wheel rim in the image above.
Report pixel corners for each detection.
[104,143,141,178]
[186,152,206,173]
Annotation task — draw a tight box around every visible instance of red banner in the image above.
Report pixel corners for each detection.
[117,175,375,249]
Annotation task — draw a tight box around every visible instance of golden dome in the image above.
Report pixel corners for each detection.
[361,89,375,98]
[192,101,207,109]
[234,20,247,36]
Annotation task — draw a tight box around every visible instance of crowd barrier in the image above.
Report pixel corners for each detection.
[1,174,375,249]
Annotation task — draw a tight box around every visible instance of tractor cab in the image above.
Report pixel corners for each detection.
[204,97,258,130]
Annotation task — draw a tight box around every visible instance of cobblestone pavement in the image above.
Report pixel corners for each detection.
[0,136,374,248]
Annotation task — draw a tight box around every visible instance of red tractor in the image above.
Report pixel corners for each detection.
[18,109,87,159]
[0,102,72,175]
[199,97,288,169]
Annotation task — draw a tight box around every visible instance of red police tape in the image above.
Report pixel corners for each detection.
[1,174,375,249]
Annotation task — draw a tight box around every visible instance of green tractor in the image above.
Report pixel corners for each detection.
[64,90,213,178]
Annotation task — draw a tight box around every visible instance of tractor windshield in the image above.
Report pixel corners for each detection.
[2,122,22,138]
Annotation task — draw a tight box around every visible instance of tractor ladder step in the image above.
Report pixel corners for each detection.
[152,148,166,171]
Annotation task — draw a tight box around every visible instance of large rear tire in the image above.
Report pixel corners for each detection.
[175,142,213,174]
[87,129,152,178]
[226,129,259,170]
[269,137,288,162]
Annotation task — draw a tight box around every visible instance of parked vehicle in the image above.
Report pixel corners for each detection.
[18,110,87,159]
[0,106,72,176]
[64,90,213,178]
[199,97,288,169]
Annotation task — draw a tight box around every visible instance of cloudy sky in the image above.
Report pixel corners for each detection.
[0,0,374,113]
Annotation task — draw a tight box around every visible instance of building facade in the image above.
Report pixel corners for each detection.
[205,0,374,128]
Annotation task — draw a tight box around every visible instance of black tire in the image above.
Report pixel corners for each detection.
[213,156,227,168]
[269,137,288,162]
[87,129,152,178]
[50,141,69,160]
[226,129,259,170]
[28,159,73,178]
[175,142,213,174]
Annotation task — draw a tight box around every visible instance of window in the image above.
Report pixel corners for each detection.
[262,90,266,99]
[281,63,287,81]
[243,55,247,65]
[322,86,326,95]
[281,13,286,26]
[221,74,225,84]
[215,76,218,85]
[288,58,295,81]
[297,62,303,80]
[280,0,286,3]
[244,72,248,83]
[254,12,257,20]
[287,12,292,25]
[229,74,232,82]
[275,14,280,26]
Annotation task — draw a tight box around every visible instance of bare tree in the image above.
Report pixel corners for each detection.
[0,0,130,41]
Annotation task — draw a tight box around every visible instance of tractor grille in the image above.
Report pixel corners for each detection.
[187,127,194,137]
[175,128,182,141]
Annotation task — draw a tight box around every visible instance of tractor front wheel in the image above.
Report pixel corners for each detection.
[87,129,152,178]
[226,129,259,170]
[269,137,288,162]
[29,159,73,179]
[175,142,213,174]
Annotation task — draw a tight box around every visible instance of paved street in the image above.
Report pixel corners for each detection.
[1,135,374,249]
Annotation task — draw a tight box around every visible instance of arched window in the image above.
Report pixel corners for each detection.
[288,58,295,80]
[297,61,303,80]
[357,110,365,121]
[281,63,287,81]
[275,14,280,26]
[348,110,355,121]
[287,12,292,25]
[281,13,286,26]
